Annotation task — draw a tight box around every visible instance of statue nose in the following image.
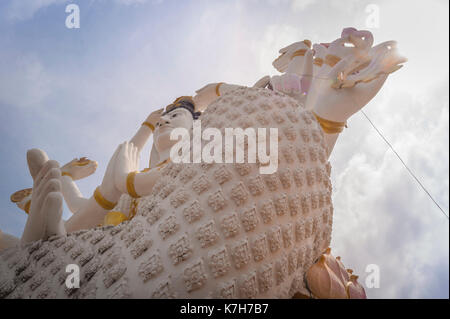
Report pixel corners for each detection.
[157,119,170,127]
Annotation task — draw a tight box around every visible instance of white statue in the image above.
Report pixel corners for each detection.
[0,28,405,299]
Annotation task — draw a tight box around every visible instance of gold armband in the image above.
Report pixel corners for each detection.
[61,172,73,179]
[313,112,347,134]
[94,187,117,210]
[126,171,140,199]
[291,49,307,59]
[325,54,341,67]
[215,82,224,96]
[142,121,155,131]
[313,58,324,67]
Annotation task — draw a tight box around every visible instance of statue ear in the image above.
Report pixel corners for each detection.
[149,144,160,169]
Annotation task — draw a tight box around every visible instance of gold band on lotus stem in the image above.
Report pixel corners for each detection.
[215,82,224,96]
[313,112,347,134]
[142,121,155,131]
[94,187,117,210]
[127,171,140,199]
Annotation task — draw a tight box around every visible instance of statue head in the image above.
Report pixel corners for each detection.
[150,96,200,167]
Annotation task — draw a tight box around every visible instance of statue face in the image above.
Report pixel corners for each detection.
[153,107,194,153]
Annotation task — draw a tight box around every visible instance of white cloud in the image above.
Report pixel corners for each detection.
[4,0,153,21]
[5,0,68,21]
[0,52,53,108]
[291,0,316,12]
[114,0,150,5]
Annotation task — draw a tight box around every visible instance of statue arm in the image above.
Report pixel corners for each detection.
[65,145,123,232]
[130,108,164,153]
[64,194,113,232]
[58,157,98,214]
[130,169,162,198]
[60,175,89,214]
[193,83,244,111]
[129,124,153,153]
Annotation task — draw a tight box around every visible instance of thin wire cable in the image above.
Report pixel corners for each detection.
[360,110,449,220]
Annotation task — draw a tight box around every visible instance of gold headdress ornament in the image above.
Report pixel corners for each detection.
[164,96,201,119]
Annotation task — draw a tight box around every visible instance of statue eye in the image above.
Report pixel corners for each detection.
[171,113,177,118]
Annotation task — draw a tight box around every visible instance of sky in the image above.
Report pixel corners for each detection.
[0,0,448,298]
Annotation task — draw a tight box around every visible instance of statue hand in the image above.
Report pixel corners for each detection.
[60,157,98,181]
[194,82,230,112]
[308,38,406,123]
[193,83,220,110]
[270,73,303,96]
[22,150,65,244]
[271,48,314,102]
[114,142,140,194]
[98,144,122,203]
[335,41,407,90]
[272,40,312,74]
[312,28,373,80]
[253,75,271,88]
[145,108,164,129]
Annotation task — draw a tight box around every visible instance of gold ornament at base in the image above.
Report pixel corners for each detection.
[103,211,128,226]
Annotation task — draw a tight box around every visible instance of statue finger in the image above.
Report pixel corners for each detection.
[35,167,61,198]
[34,160,59,189]
[328,58,351,81]
[301,50,314,78]
[43,192,64,238]
[35,178,61,212]
[27,148,49,180]
[253,75,271,88]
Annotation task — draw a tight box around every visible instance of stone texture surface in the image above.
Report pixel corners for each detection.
[0,87,333,298]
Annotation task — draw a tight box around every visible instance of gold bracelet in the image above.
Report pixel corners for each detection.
[24,200,31,214]
[94,187,117,210]
[126,171,140,198]
[291,49,307,59]
[61,172,73,179]
[142,121,155,131]
[313,112,347,134]
[325,54,341,67]
[215,82,224,96]
[313,58,324,67]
